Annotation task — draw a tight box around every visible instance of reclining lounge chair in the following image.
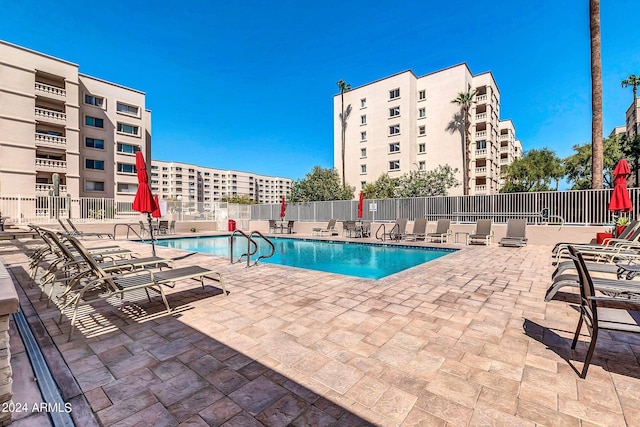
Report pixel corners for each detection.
[499,219,528,247]
[467,219,494,245]
[425,219,450,243]
[312,219,338,236]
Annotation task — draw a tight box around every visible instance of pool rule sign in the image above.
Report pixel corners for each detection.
[369,202,377,222]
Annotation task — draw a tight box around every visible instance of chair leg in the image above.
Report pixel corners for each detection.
[571,314,584,349]
[579,327,598,378]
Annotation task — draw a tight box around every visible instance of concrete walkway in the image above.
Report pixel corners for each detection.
[2,234,640,426]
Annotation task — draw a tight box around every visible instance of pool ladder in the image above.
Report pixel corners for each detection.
[229,230,275,267]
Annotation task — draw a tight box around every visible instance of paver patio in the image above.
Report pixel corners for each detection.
[2,233,640,426]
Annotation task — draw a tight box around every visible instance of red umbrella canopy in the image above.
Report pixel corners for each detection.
[280,197,286,218]
[608,159,633,213]
[357,192,364,218]
[151,194,161,218]
[132,152,158,214]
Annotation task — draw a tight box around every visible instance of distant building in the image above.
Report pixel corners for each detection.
[626,98,640,137]
[150,160,292,205]
[333,64,522,196]
[0,40,151,202]
[609,126,627,137]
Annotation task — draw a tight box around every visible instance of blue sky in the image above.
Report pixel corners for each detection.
[3,1,639,181]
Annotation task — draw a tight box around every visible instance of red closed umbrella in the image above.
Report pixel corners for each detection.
[608,159,633,213]
[152,195,161,218]
[132,152,158,255]
[280,197,286,218]
[357,192,364,218]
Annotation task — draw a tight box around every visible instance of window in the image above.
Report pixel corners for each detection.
[85,159,104,170]
[117,163,136,173]
[419,90,426,100]
[477,140,487,149]
[418,143,426,153]
[117,123,139,136]
[361,115,367,125]
[360,98,367,108]
[389,142,400,153]
[85,116,104,128]
[361,181,367,190]
[117,143,141,154]
[117,183,138,193]
[85,180,104,191]
[360,131,367,141]
[418,161,425,170]
[389,124,400,135]
[85,137,104,149]
[389,160,400,170]
[360,148,367,158]
[389,88,400,100]
[85,95,104,107]
[116,102,139,116]
[419,108,426,118]
[361,164,367,174]
[419,125,426,135]
[389,106,400,117]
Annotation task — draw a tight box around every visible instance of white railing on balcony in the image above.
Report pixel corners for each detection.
[34,82,66,98]
[35,107,66,122]
[476,94,487,102]
[35,158,66,170]
[475,167,487,175]
[475,131,487,138]
[35,184,67,194]
[35,133,66,147]
[499,134,511,141]
[475,185,487,193]
[475,149,487,157]
[500,158,510,165]
[475,113,487,121]
[500,145,509,153]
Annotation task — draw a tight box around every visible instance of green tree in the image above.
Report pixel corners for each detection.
[337,79,352,187]
[451,90,477,195]
[396,165,459,197]
[565,137,622,189]
[289,166,354,202]
[621,74,640,104]
[500,148,564,193]
[220,194,258,204]
[362,174,399,199]
[590,0,604,188]
[621,133,640,185]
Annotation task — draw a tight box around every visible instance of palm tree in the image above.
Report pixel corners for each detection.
[337,79,351,187]
[451,90,477,195]
[622,74,640,105]
[590,0,603,189]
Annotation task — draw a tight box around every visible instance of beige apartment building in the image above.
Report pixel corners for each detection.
[0,40,151,202]
[625,97,640,137]
[150,160,292,206]
[334,64,522,196]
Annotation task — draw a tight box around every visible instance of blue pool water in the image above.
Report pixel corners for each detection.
[155,236,456,280]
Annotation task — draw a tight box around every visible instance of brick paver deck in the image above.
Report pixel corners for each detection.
[2,233,640,426]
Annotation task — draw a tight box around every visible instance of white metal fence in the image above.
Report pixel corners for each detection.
[251,188,639,225]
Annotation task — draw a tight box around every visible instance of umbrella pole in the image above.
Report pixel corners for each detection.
[147,213,156,256]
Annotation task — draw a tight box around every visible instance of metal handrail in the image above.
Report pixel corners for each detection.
[229,229,257,268]
[113,223,146,241]
[248,231,275,265]
[375,223,399,241]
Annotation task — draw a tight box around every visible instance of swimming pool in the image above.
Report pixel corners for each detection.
[155,236,456,280]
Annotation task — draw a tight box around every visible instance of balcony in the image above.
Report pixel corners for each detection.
[35,82,66,100]
[475,113,487,121]
[475,149,487,157]
[35,107,66,124]
[499,134,511,141]
[35,158,66,171]
[500,145,509,153]
[35,133,66,148]
[476,94,487,103]
[500,158,510,165]
[35,183,67,194]
[475,185,487,193]
[475,131,487,138]
[475,167,487,175]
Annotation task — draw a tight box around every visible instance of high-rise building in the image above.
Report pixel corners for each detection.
[625,98,640,137]
[334,64,522,196]
[150,160,292,205]
[0,40,151,202]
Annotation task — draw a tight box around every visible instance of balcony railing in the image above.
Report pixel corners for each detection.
[475,131,487,138]
[475,185,487,193]
[35,158,67,170]
[34,82,66,98]
[500,158,510,165]
[35,133,66,147]
[475,113,487,121]
[475,167,487,175]
[499,134,511,141]
[35,107,66,122]
[35,183,67,194]
[500,145,509,153]
[475,149,487,157]
[476,94,487,102]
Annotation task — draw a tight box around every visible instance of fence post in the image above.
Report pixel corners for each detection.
[17,195,22,224]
